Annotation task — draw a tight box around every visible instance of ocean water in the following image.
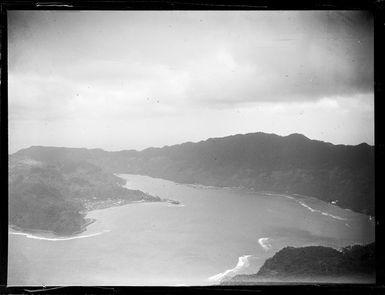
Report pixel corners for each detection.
[8,174,375,286]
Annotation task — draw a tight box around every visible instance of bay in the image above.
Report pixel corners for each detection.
[8,174,375,286]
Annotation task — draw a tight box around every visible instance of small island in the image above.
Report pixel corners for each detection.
[163,199,181,205]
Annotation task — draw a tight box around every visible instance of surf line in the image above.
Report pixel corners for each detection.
[10,229,111,241]
[208,255,253,283]
[278,193,347,221]
[258,237,272,251]
[298,201,347,221]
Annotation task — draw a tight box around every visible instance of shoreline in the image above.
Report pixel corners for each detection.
[9,174,182,239]
[9,217,97,239]
[10,174,370,239]
[117,174,370,216]
[9,198,181,239]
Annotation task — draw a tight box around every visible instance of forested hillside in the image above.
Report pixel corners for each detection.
[12,132,374,215]
[9,158,161,235]
[224,242,375,284]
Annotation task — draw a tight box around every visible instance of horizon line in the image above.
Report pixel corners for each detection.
[10,131,373,155]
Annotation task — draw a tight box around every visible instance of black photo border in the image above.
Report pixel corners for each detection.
[1,1,384,294]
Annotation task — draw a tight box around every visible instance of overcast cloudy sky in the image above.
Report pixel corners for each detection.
[8,11,373,153]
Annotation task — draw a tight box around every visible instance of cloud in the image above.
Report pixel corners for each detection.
[7,11,374,152]
[8,11,373,108]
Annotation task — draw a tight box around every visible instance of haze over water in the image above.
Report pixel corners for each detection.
[8,174,374,286]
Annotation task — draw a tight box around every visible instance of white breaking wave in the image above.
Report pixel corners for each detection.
[299,201,318,213]
[268,193,348,222]
[264,192,294,199]
[321,212,347,221]
[10,229,110,241]
[167,204,185,207]
[187,184,218,190]
[208,255,253,283]
[298,201,347,221]
[258,237,272,251]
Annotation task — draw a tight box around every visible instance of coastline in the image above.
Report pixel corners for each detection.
[9,174,182,240]
[9,173,370,241]
[116,174,371,217]
[9,217,97,239]
[9,173,374,285]
[10,198,181,239]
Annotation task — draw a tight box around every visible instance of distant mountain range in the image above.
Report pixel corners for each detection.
[223,242,375,284]
[11,132,375,215]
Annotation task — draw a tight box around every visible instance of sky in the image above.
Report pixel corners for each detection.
[8,11,374,153]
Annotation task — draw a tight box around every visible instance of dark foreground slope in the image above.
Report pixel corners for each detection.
[13,132,374,215]
[9,158,161,235]
[224,243,375,284]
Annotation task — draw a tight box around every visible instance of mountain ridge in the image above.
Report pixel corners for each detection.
[12,132,373,155]
[10,132,375,215]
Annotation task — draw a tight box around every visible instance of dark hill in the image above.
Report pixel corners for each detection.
[11,132,374,215]
[9,156,161,235]
[224,242,375,284]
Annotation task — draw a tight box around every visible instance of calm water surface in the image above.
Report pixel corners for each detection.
[8,174,375,286]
